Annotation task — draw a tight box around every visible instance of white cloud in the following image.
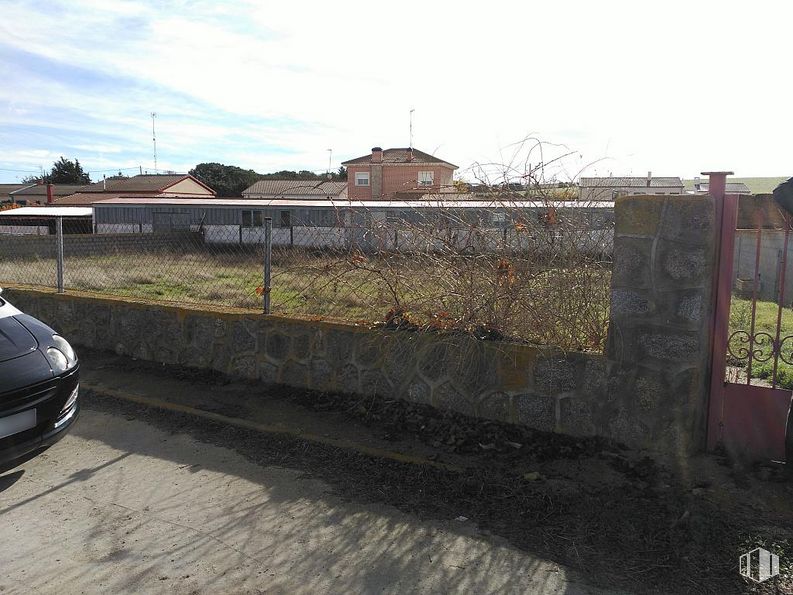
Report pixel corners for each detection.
[1,0,792,180]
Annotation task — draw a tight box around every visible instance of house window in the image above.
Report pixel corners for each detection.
[280,210,291,228]
[355,172,370,186]
[418,171,434,186]
[242,210,263,227]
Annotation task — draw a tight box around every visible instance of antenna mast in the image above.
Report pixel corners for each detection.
[409,108,415,150]
[327,148,333,176]
[151,112,158,173]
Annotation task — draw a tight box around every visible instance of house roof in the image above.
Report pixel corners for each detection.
[77,174,214,194]
[579,176,684,188]
[54,191,161,205]
[9,184,86,197]
[243,180,348,197]
[0,183,35,198]
[342,148,458,168]
[691,181,752,194]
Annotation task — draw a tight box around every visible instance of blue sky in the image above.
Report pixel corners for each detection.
[1,0,792,184]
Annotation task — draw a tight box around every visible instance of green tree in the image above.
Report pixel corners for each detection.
[22,157,91,184]
[190,163,348,196]
[50,157,90,184]
[189,163,262,197]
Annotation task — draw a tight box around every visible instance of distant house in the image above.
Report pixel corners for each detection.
[10,184,88,206]
[578,174,684,201]
[689,178,751,195]
[342,147,457,200]
[53,173,216,206]
[0,183,35,203]
[242,180,347,201]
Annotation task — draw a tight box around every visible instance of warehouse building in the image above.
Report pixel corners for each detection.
[91,196,614,252]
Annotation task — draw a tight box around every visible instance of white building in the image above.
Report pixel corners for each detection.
[578,174,684,202]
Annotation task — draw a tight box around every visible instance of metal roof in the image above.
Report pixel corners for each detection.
[93,197,614,209]
[0,207,93,217]
[243,180,348,196]
[579,176,683,188]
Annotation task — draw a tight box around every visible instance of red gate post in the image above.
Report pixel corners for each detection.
[706,171,738,451]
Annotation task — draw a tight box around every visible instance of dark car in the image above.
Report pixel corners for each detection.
[0,289,79,467]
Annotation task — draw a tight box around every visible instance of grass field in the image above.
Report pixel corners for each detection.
[3,248,612,351]
[728,295,793,387]
[684,177,788,195]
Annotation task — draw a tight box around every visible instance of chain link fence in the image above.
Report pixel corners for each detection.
[0,200,614,351]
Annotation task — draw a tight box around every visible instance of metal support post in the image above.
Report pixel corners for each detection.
[56,217,64,293]
[263,217,272,314]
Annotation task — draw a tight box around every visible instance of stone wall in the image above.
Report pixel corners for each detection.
[4,288,604,436]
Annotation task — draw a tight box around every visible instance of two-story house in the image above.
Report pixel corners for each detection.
[342,147,457,200]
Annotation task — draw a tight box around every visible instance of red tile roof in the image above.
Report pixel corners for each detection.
[342,148,457,168]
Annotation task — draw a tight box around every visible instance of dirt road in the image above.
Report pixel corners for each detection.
[1,350,791,594]
[0,403,608,594]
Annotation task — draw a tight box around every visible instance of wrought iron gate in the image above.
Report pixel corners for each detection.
[708,173,792,461]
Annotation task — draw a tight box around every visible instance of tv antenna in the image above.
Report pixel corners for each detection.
[151,112,158,173]
[409,108,415,150]
[327,148,333,177]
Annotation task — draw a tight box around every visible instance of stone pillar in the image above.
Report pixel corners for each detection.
[603,194,716,454]
[370,163,383,199]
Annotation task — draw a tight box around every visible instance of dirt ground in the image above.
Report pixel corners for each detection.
[4,349,793,594]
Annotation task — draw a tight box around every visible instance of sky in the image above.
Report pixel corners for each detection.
[1,0,791,184]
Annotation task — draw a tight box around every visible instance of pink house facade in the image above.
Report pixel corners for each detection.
[342,147,457,200]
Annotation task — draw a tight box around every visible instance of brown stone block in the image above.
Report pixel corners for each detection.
[477,392,513,423]
[558,395,597,436]
[612,236,654,289]
[658,195,714,246]
[434,382,474,416]
[654,241,712,288]
[514,393,555,431]
[615,195,664,236]
[495,343,536,390]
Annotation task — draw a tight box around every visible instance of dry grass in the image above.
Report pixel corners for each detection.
[2,241,612,351]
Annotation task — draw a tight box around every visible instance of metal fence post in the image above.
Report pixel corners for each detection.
[263,217,272,314]
[55,216,65,293]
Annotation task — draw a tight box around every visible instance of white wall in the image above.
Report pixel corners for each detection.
[166,178,214,196]
[0,226,49,235]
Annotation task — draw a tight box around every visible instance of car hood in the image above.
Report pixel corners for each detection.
[0,350,54,395]
[0,316,38,363]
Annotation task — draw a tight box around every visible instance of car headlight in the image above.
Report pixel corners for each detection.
[46,347,69,373]
[46,335,77,374]
[52,335,76,362]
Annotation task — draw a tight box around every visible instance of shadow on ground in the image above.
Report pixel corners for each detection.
[67,387,792,594]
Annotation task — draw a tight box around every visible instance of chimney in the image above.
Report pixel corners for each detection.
[646,171,652,188]
[46,183,54,205]
[407,147,414,162]
[371,147,383,163]
[103,174,107,190]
